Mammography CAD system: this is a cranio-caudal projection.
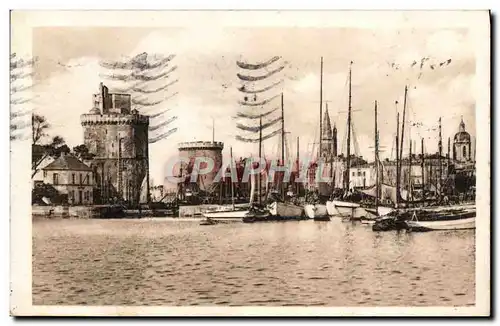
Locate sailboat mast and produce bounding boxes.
[374,100,379,208]
[421,137,425,207]
[438,117,442,199]
[281,92,285,200]
[345,62,352,192]
[258,117,263,206]
[396,112,400,207]
[296,136,300,194]
[319,57,323,159]
[230,146,235,210]
[409,138,413,203]
[399,85,408,186]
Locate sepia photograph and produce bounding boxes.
[9,10,490,316]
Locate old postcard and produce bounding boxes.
[10,10,490,316]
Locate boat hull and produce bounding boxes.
[304,204,328,219]
[202,210,249,221]
[364,206,394,218]
[407,217,475,231]
[268,202,304,218]
[326,200,361,218]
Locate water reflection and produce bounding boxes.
[33,219,475,306]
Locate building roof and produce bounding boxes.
[43,153,92,171]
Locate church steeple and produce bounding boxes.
[459,115,466,132]
[322,103,332,141]
[320,103,333,160]
[332,122,338,157]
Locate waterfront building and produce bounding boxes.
[41,152,94,205]
[80,83,149,206]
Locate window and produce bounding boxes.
[363,171,366,176]
[70,190,74,202]
[357,171,361,176]
[87,173,91,185]
[352,171,355,176]
[53,173,59,185]
[463,146,466,158]
[43,170,47,178]
[79,173,83,184]
[72,173,75,184]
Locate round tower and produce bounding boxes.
[177,141,224,192]
[81,83,149,206]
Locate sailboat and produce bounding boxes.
[360,101,394,221]
[326,62,361,219]
[303,57,329,221]
[267,93,304,219]
[202,147,250,221]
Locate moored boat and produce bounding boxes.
[268,201,304,220]
[364,205,394,218]
[202,207,249,220]
[326,200,360,218]
[405,208,476,231]
[304,204,329,220]
[406,216,475,231]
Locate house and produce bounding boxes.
[32,155,56,187]
[42,153,94,205]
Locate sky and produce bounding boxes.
[29,26,476,185]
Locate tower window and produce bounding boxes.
[463,146,466,158]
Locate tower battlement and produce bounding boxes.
[81,113,149,126]
[178,141,224,151]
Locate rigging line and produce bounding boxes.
[351,120,360,157]
[236,56,282,70]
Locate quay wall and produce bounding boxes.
[32,205,95,218]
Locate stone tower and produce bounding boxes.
[452,117,471,163]
[177,141,224,192]
[320,104,333,161]
[81,83,149,206]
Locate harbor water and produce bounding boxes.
[33,218,475,306]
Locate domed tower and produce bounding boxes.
[81,83,149,206]
[453,117,471,163]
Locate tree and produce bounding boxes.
[32,114,49,145]
[72,144,95,160]
[32,135,69,178]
